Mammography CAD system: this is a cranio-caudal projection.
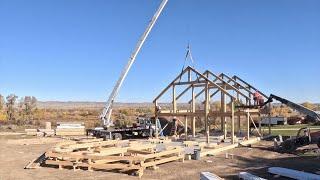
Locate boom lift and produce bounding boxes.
[246,94,320,152]
[88,0,169,139]
[264,94,320,122]
[264,94,320,152]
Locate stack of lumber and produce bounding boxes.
[25,121,55,136]
[55,122,85,136]
[38,129,55,136]
[25,128,55,136]
[25,129,38,136]
[44,139,185,177]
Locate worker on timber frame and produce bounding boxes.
[253,91,264,106]
[172,117,178,136]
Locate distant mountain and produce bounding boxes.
[36,101,154,109]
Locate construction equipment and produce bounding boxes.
[87,117,156,140]
[100,0,169,128]
[238,93,320,152]
[263,94,320,152]
[264,94,320,122]
[274,127,320,152]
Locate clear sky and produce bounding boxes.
[0,0,319,103]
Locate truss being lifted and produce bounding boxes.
[153,66,270,144]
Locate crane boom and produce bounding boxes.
[266,94,320,122]
[100,0,169,127]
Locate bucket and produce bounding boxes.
[192,149,201,160]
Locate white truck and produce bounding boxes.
[261,117,287,126]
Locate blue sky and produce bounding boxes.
[0,0,319,103]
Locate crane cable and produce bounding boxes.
[179,43,199,82]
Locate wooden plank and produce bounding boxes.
[128,144,156,151]
[142,155,183,168]
[239,137,261,146]
[183,141,199,147]
[24,153,46,169]
[200,143,239,157]
[47,151,144,162]
[90,163,141,171]
[93,147,128,156]
[60,140,128,150]
[45,160,89,168]
[137,148,182,160]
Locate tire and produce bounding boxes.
[281,140,297,153]
[112,133,123,140]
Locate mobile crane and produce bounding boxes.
[87,0,168,140]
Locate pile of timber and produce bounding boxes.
[25,129,55,137]
[55,122,85,136]
[44,139,184,177]
[25,122,54,137]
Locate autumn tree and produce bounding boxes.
[6,94,18,121]
[20,96,38,120]
[301,102,316,111]
[0,94,4,111]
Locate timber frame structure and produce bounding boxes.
[153,66,271,144]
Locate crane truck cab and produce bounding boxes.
[87,117,156,140]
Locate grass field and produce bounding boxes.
[261,124,320,136]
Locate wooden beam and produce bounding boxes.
[192,86,196,138]
[206,70,251,100]
[155,101,158,139]
[188,66,236,100]
[221,83,227,139]
[246,110,250,139]
[205,82,210,144]
[220,73,254,96]
[184,116,188,140]
[200,143,239,157]
[177,73,219,101]
[173,85,177,113]
[153,67,190,103]
[233,75,268,99]
[231,101,235,144]
[173,80,207,86]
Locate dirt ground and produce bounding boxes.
[0,134,320,180]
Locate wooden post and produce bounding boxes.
[237,92,241,135]
[231,100,235,144]
[173,85,177,113]
[188,69,191,82]
[221,83,227,139]
[268,103,272,135]
[184,116,188,140]
[259,114,262,135]
[205,82,210,144]
[246,110,250,140]
[248,87,252,106]
[238,115,241,135]
[192,86,196,137]
[154,101,158,139]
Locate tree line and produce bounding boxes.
[0,94,37,124]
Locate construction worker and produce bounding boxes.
[253,91,264,106]
[172,117,178,136]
